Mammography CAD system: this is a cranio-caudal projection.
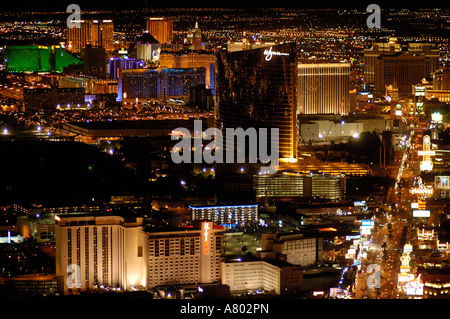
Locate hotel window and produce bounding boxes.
[93,227,97,283]
[165,239,170,256]
[110,227,113,283]
[102,227,109,285]
[190,238,196,255]
[180,239,185,255]
[67,228,72,266]
[155,240,159,257]
[76,228,81,265]
[85,227,89,288]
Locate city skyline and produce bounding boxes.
[0,1,448,11]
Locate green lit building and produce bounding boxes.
[5,45,84,73]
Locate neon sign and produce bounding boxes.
[413,210,431,218]
[423,135,430,146]
[410,187,433,195]
[418,150,435,156]
[263,47,289,61]
[203,222,210,255]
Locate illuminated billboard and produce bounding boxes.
[418,150,435,156]
[431,112,443,123]
[413,210,430,218]
[202,222,210,255]
[403,243,413,253]
[435,176,450,190]
[420,161,433,171]
[410,186,433,196]
[412,201,426,210]
[361,220,374,227]
[405,276,424,296]
[398,273,414,283]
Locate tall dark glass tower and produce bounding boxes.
[215,43,298,162]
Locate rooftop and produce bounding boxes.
[137,32,160,45]
[65,119,196,131]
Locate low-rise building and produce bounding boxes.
[260,233,323,267]
[147,220,225,289]
[221,258,302,295]
[189,204,258,228]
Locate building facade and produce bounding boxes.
[5,45,83,73]
[261,233,324,267]
[364,38,402,84]
[374,52,432,95]
[23,85,85,111]
[254,172,345,201]
[55,214,148,295]
[189,204,258,227]
[297,63,350,115]
[121,68,206,100]
[215,43,298,162]
[426,69,450,103]
[159,51,215,94]
[146,17,173,45]
[147,221,225,289]
[81,46,107,78]
[67,19,114,54]
[363,38,439,86]
[221,260,302,295]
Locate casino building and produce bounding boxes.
[55,215,225,294]
[55,214,148,295]
[189,204,258,228]
[297,63,350,115]
[214,43,298,163]
[147,221,225,289]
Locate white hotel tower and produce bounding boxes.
[56,215,224,295]
[55,214,148,295]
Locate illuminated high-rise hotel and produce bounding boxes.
[146,17,173,45]
[159,51,215,94]
[297,63,350,115]
[215,43,298,162]
[55,214,148,295]
[363,37,402,85]
[147,221,225,288]
[55,215,224,294]
[364,37,439,86]
[67,19,114,54]
[374,52,432,95]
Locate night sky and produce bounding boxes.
[0,0,448,12]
